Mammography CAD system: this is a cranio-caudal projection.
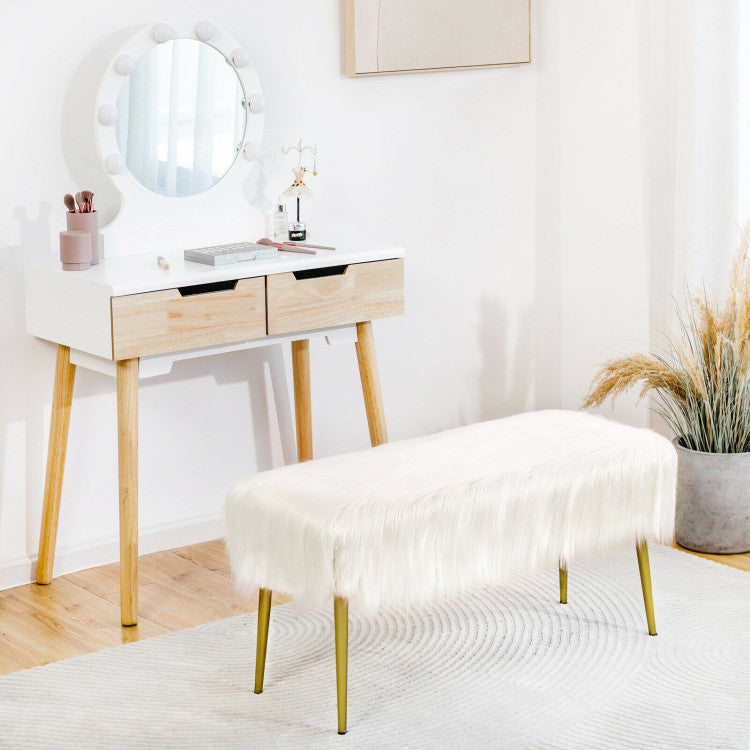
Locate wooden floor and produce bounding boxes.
[674,542,750,571]
[0,540,288,676]
[0,539,746,675]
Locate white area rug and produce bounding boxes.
[0,545,748,749]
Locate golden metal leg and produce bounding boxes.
[254,588,272,693]
[559,564,568,604]
[334,596,348,735]
[636,541,657,636]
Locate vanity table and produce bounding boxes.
[26,239,404,625]
[26,17,405,625]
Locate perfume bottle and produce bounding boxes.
[273,202,288,240]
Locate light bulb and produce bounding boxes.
[152,23,175,44]
[106,154,126,174]
[98,105,118,126]
[231,48,251,68]
[242,142,263,161]
[114,55,134,76]
[195,21,215,42]
[248,94,266,114]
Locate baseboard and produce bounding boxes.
[0,514,224,592]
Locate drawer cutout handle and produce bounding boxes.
[178,280,239,297]
[293,265,349,281]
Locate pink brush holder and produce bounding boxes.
[66,211,100,265]
[59,230,92,271]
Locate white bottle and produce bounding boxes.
[273,201,289,240]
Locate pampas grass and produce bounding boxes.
[584,225,750,453]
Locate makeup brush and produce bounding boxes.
[256,237,285,250]
[81,190,94,213]
[63,194,77,213]
[285,241,335,251]
[256,237,316,255]
[75,192,84,213]
[280,244,316,255]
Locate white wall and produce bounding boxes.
[0,0,652,587]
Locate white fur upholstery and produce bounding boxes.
[225,410,677,610]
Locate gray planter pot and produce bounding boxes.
[674,440,750,554]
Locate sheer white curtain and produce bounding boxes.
[533,1,750,425]
[637,1,749,343]
[634,0,750,433]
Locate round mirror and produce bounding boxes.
[115,39,246,198]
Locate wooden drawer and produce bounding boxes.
[266,259,404,335]
[111,278,266,359]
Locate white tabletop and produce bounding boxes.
[27,234,405,297]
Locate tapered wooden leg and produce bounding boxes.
[117,358,139,626]
[36,345,77,584]
[334,596,348,735]
[254,588,272,693]
[291,339,312,462]
[355,321,388,447]
[636,541,657,636]
[559,563,568,604]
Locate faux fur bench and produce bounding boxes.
[225,410,677,735]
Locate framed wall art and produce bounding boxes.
[344,0,531,76]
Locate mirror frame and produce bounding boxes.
[95,19,265,258]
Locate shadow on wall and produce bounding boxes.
[476,293,535,421]
[163,344,296,473]
[0,204,54,556]
[60,26,138,227]
[1,206,296,563]
[111,341,296,481]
